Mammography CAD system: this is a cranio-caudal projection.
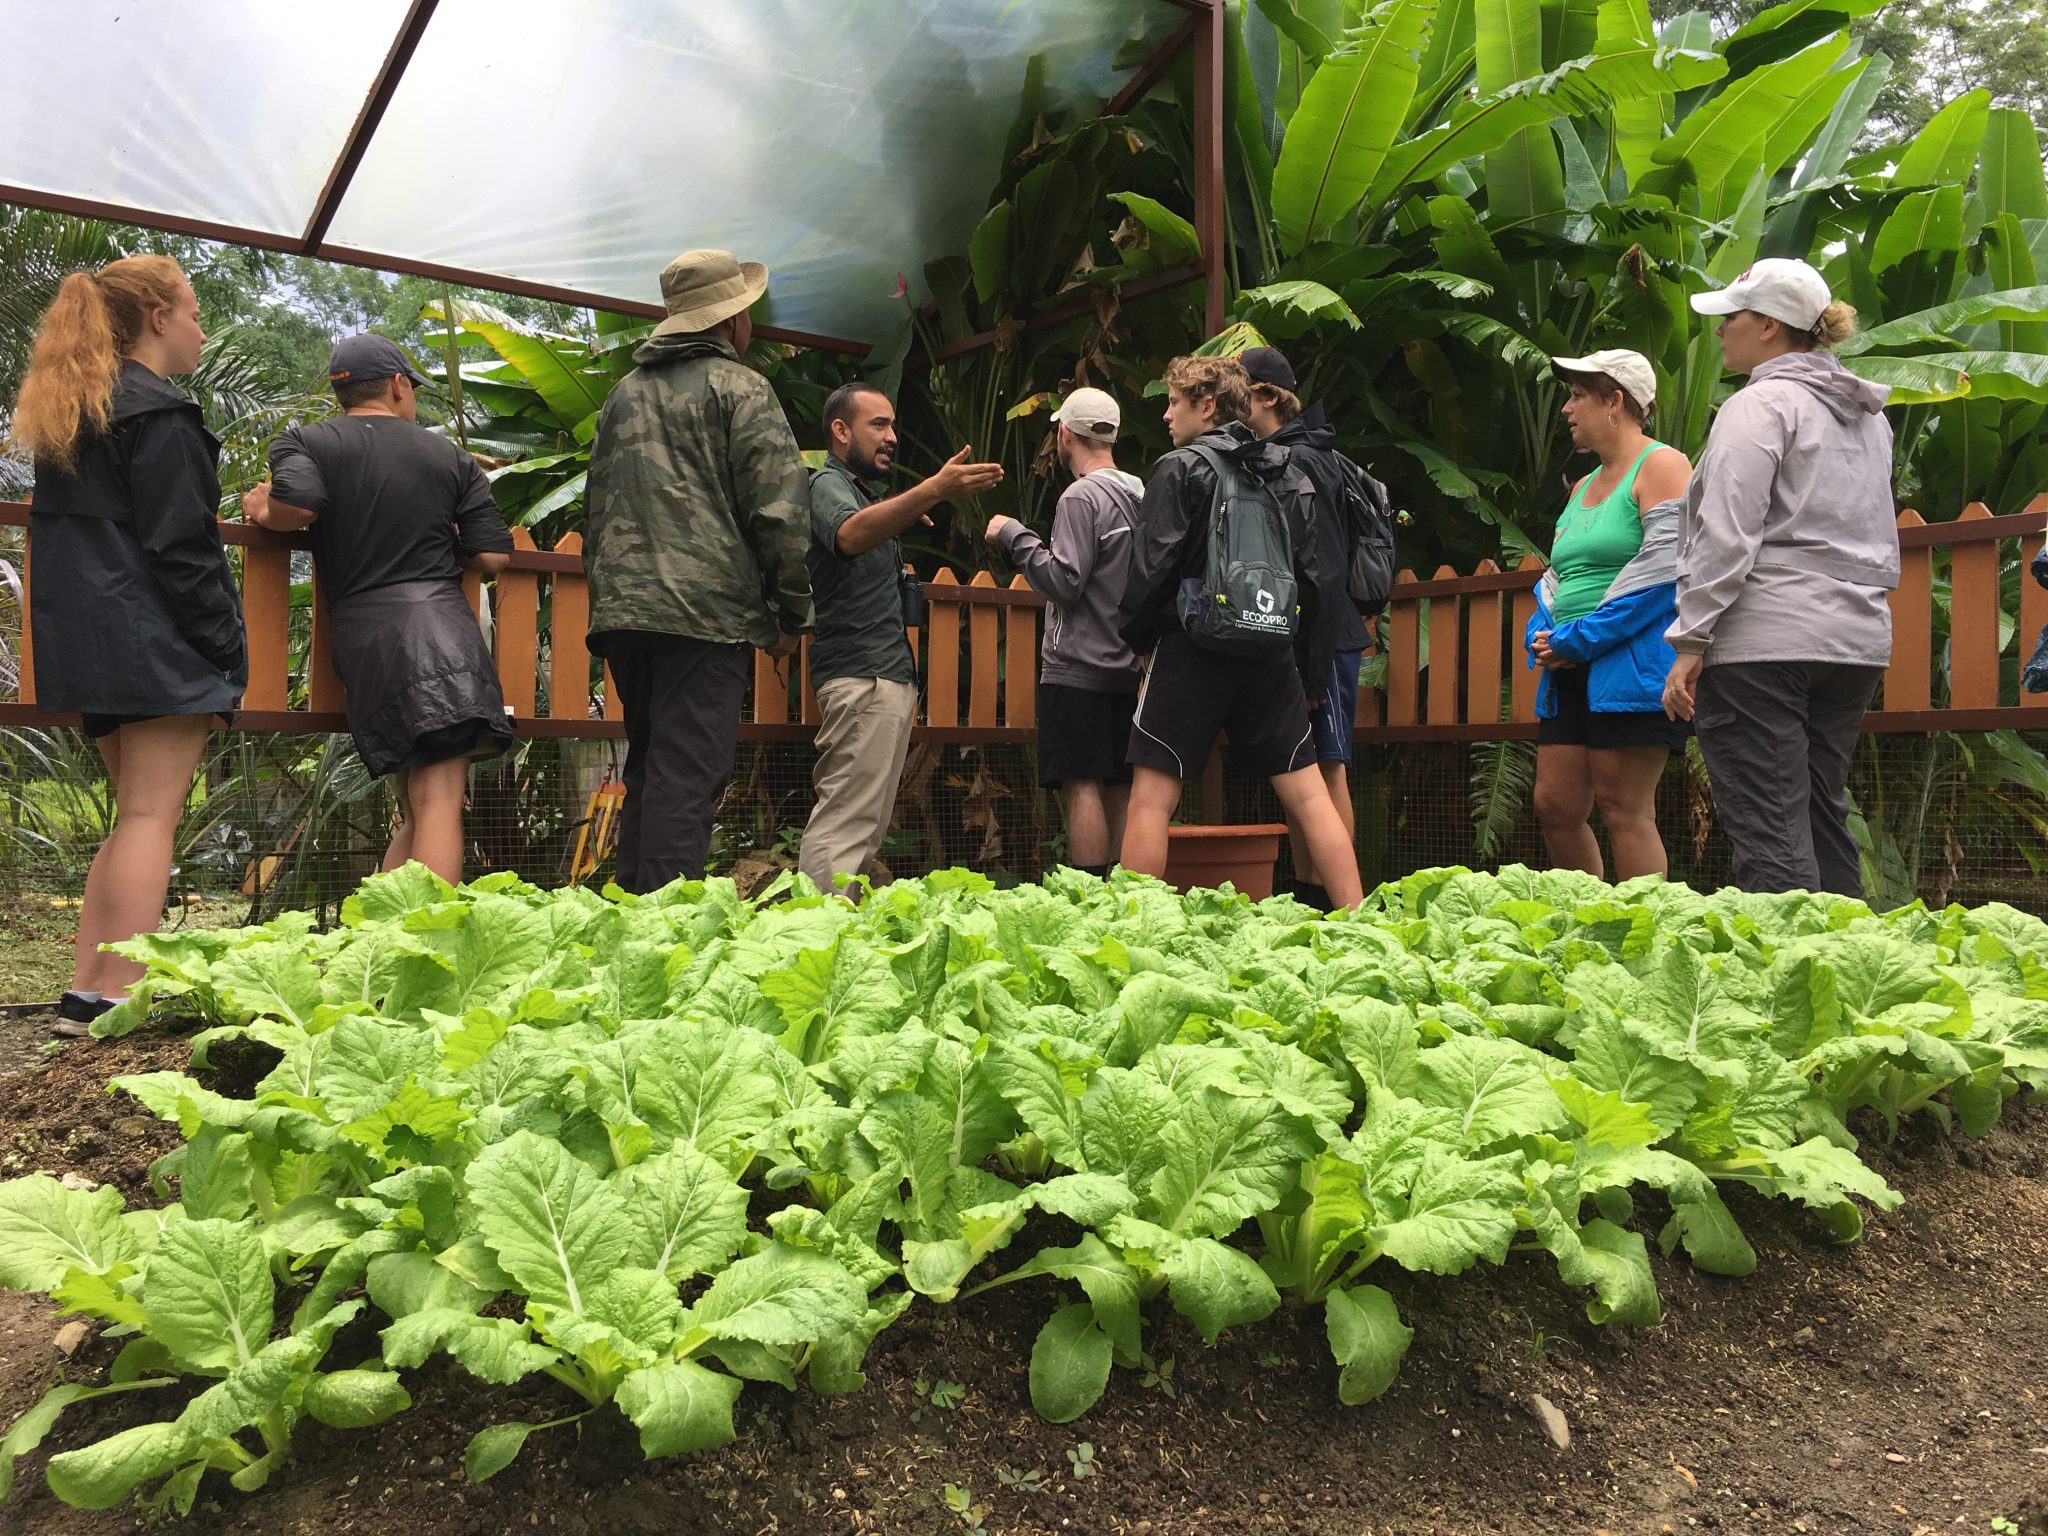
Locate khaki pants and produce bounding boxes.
[800,676,917,893]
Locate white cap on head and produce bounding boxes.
[1550,348,1656,414]
[1689,258,1832,331]
[1053,386,1121,443]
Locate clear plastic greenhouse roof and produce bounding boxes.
[1,0,1172,347]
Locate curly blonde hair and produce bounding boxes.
[1161,354,1251,426]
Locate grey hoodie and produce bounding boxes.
[1668,351,1899,667]
[996,467,1146,690]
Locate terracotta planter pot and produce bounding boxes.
[1162,823,1288,900]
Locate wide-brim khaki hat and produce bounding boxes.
[652,248,769,337]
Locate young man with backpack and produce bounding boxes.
[984,388,1145,877]
[1241,346,1396,910]
[1115,354,1363,908]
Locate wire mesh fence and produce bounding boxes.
[4,719,2044,939]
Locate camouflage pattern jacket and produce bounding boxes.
[584,333,814,649]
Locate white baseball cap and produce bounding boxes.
[1689,257,1832,332]
[1053,387,1121,443]
[1550,348,1656,414]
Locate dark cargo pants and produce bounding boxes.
[603,633,752,893]
[1693,660,1883,898]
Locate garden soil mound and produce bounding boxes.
[2,1014,2043,1536]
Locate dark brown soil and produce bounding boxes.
[2,1024,2044,1536]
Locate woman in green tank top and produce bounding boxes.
[1529,350,1693,881]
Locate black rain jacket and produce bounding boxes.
[29,360,245,716]
[1116,421,1334,694]
[1269,405,1373,654]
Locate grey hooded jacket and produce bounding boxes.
[1668,351,1898,667]
[995,467,1145,691]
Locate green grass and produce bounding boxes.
[0,892,251,1005]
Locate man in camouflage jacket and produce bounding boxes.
[585,249,813,892]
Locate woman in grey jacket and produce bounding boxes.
[1663,259,1899,897]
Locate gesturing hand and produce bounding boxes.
[930,445,1005,502]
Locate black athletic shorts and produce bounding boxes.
[78,711,230,739]
[1037,682,1138,789]
[1536,667,1690,751]
[1128,629,1316,780]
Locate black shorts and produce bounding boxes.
[1128,629,1315,780]
[78,711,230,739]
[1537,667,1690,751]
[1037,683,1138,789]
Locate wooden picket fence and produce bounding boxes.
[3,497,2046,744]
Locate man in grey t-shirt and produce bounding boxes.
[986,388,1144,876]
[799,384,1001,894]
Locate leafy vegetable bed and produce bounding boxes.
[3,864,2043,1517]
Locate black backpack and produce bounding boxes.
[1334,453,1397,616]
[1174,442,1299,657]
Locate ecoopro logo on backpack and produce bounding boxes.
[1239,587,1288,630]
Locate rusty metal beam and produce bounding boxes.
[0,184,872,357]
[300,0,440,254]
[1190,0,1228,340]
[1106,13,1201,118]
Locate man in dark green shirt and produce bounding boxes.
[799,384,1001,892]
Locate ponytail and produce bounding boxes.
[8,255,188,472]
[1812,300,1857,350]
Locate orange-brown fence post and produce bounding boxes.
[1947,503,2000,710]
[752,650,788,724]
[926,568,962,728]
[240,538,291,712]
[1464,559,1503,727]
[968,570,1001,728]
[1005,574,1038,729]
[1426,565,1462,725]
[548,532,593,721]
[1883,510,1932,712]
[495,528,539,718]
[308,580,345,714]
[1386,571,1421,726]
[1508,554,1543,723]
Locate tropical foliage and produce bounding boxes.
[903,0,2048,576]
[1,863,2041,1513]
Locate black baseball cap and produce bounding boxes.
[328,333,430,389]
[1238,346,1296,391]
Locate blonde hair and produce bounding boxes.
[1811,300,1858,350]
[1249,381,1302,426]
[8,255,189,472]
[1162,354,1251,426]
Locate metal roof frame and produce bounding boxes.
[0,0,1225,358]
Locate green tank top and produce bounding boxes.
[1549,443,1661,624]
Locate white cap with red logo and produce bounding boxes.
[1689,258,1833,332]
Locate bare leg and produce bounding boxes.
[1286,760,1354,886]
[1119,766,1183,879]
[383,770,415,871]
[1104,784,1130,866]
[1534,743,1602,877]
[1589,746,1671,880]
[395,755,469,884]
[1270,764,1362,908]
[72,716,210,996]
[1061,780,1111,867]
